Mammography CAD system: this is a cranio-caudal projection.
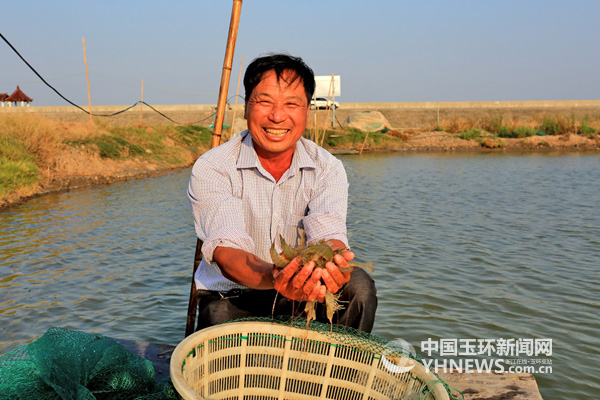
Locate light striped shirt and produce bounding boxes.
[187,131,348,291]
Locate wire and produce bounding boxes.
[1,32,92,114]
[0,72,86,85]
[1,32,217,125]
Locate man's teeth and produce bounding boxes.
[265,128,288,136]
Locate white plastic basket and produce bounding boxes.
[171,321,449,400]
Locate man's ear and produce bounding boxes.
[244,100,248,120]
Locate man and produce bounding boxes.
[188,53,376,332]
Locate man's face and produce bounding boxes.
[244,70,310,158]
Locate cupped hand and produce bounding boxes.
[273,257,326,302]
[320,251,354,294]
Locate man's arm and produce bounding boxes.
[212,246,274,289]
[213,246,326,301]
[302,152,354,294]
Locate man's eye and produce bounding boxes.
[285,103,301,108]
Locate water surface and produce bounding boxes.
[1,152,599,399]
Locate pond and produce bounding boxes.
[1,151,599,399]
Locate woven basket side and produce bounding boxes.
[171,322,450,400]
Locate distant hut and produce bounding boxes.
[6,86,33,107]
[0,93,8,107]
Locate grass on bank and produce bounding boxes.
[306,127,405,151]
[0,114,212,203]
[2,111,599,204]
[438,113,599,139]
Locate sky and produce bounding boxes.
[2,0,599,107]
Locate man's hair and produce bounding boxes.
[244,53,315,104]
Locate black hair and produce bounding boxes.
[244,53,315,104]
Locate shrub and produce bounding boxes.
[538,116,570,135]
[496,126,537,138]
[578,116,597,137]
[459,129,482,140]
[481,115,504,134]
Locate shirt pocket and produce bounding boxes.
[282,211,307,249]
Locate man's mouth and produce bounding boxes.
[264,128,289,137]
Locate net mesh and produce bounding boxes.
[226,316,423,362]
[0,327,182,400]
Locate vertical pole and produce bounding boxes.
[320,74,335,146]
[82,37,92,122]
[315,105,319,145]
[360,131,370,155]
[140,78,144,126]
[331,75,336,129]
[212,0,243,148]
[229,54,244,139]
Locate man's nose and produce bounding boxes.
[268,103,287,122]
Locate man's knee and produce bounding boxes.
[346,268,377,303]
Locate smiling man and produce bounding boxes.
[187,54,377,332]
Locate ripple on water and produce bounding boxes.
[1,155,599,399]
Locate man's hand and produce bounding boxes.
[321,251,354,294]
[273,256,326,302]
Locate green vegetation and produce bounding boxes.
[456,114,598,140]
[0,114,212,205]
[459,129,482,140]
[1,110,598,207]
[174,124,213,148]
[68,134,145,158]
[306,128,401,150]
[578,116,597,137]
[0,114,58,198]
[67,124,213,164]
[0,151,39,198]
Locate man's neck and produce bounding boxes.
[254,142,296,182]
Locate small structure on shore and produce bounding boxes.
[3,86,33,107]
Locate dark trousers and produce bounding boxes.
[196,268,377,333]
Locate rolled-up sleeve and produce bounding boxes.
[187,157,255,263]
[303,157,349,246]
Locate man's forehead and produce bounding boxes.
[257,70,305,92]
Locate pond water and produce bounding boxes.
[1,151,599,399]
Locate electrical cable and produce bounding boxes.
[1,32,92,114]
[1,32,221,125]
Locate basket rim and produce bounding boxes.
[170,321,449,400]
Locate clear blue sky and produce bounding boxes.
[2,0,599,106]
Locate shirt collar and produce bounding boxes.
[237,131,316,174]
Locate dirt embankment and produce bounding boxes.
[2,104,599,209]
[388,131,600,152]
[1,148,195,210]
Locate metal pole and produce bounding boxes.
[212,0,243,148]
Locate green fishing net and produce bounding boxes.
[0,327,181,400]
